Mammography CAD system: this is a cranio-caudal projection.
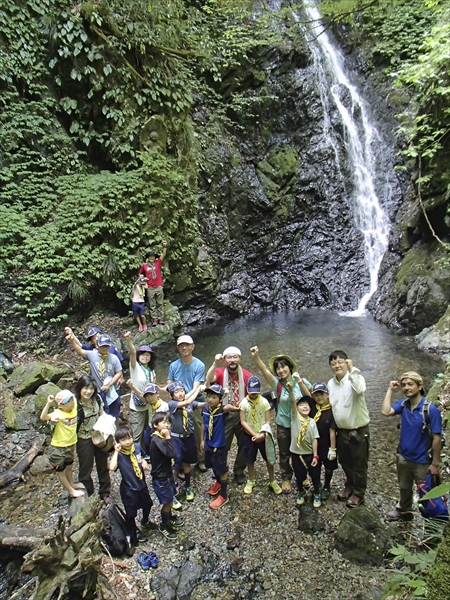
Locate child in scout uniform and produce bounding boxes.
[200,383,231,509]
[131,275,148,332]
[167,381,205,502]
[287,382,321,508]
[40,389,85,498]
[239,376,282,495]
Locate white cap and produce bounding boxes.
[223,346,241,357]
[177,335,194,345]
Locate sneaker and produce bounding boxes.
[159,319,165,325]
[159,525,178,540]
[269,480,282,495]
[296,491,306,506]
[234,473,246,485]
[172,497,182,511]
[169,516,185,528]
[152,319,159,327]
[385,509,414,522]
[303,478,311,490]
[141,520,159,532]
[281,480,292,494]
[320,487,330,501]
[136,529,148,543]
[138,325,144,332]
[313,494,322,509]
[185,487,195,501]
[208,481,222,496]
[137,551,158,569]
[244,480,256,495]
[210,495,229,509]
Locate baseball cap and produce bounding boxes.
[57,390,75,405]
[311,382,329,394]
[177,335,194,345]
[144,383,158,395]
[87,326,102,339]
[246,375,261,393]
[167,381,185,395]
[204,383,225,397]
[97,334,112,347]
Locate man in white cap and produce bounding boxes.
[206,346,253,485]
[167,335,207,470]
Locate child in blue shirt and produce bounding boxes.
[200,384,231,509]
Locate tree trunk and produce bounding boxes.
[0,434,46,488]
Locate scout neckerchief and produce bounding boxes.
[149,398,162,416]
[247,395,260,430]
[222,367,245,407]
[148,262,157,280]
[182,407,188,431]
[314,402,331,422]
[139,284,145,299]
[99,352,108,379]
[153,431,165,439]
[208,405,221,440]
[119,443,142,480]
[296,415,310,447]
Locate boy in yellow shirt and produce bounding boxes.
[40,389,85,498]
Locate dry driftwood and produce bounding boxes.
[0,524,52,550]
[0,434,46,488]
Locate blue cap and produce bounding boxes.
[59,391,75,405]
[204,383,225,398]
[311,382,328,394]
[97,334,112,347]
[144,383,158,395]
[246,376,261,393]
[167,381,185,395]
[87,326,102,339]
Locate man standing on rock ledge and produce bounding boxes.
[167,335,207,471]
[206,347,253,485]
[327,350,369,508]
[381,372,442,522]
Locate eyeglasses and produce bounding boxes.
[330,360,346,366]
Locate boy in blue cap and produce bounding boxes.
[200,383,232,509]
[240,376,282,495]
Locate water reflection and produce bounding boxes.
[158,310,443,425]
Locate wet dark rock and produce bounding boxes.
[297,504,327,533]
[334,506,393,566]
[8,362,69,396]
[29,455,53,476]
[179,537,195,551]
[151,559,203,600]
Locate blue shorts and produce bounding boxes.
[205,443,228,476]
[152,476,176,505]
[172,435,197,471]
[132,301,146,317]
[243,432,267,464]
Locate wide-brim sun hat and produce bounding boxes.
[136,345,156,368]
[268,354,298,376]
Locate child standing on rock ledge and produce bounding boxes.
[40,389,85,498]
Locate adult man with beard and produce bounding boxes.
[206,347,253,485]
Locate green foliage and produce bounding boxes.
[384,544,438,599]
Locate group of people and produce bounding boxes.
[40,326,443,542]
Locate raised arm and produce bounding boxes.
[250,346,275,387]
[206,353,223,384]
[64,327,86,358]
[381,381,399,416]
[292,372,312,397]
[123,331,137,369]
[287,381,297,417]
[161,240,168,261]
[347,359,366,394]
[40,395,55,421]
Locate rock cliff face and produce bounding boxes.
[184,29,404,322]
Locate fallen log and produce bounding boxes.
[0,434,46,488]
[0,524,52,550]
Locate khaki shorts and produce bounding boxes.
[48,444,76,471]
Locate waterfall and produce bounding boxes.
[302,2,391,314]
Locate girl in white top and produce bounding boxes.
[124,331,156,444]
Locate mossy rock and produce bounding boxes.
[427,521,450,600]
[8,362,70,396]
[334,506,393,566]
[34,382,62,421]
[3,387,29,430]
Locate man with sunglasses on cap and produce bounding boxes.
[382,371,442,522]
[167,335,207,471]
[81,326,124,364]
[206,347,254,485]
[65,327,123,418]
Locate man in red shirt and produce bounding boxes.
[206,346,253,485]
[139,241,167,326]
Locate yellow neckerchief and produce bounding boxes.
[149,398,162,415]
[247,395,261,430]
[296,415,310,447]
[99,353,107,379]
[208,405,222,439]
[314,402,331,422]
[119,443,142,480]
[139,284,145,299]
[182,407,188,431]
[153,431,165,439]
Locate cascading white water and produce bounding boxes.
[302,2,391,314]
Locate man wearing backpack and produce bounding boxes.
[381,371,442,521]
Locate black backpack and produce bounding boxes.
[100,502,136,556]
